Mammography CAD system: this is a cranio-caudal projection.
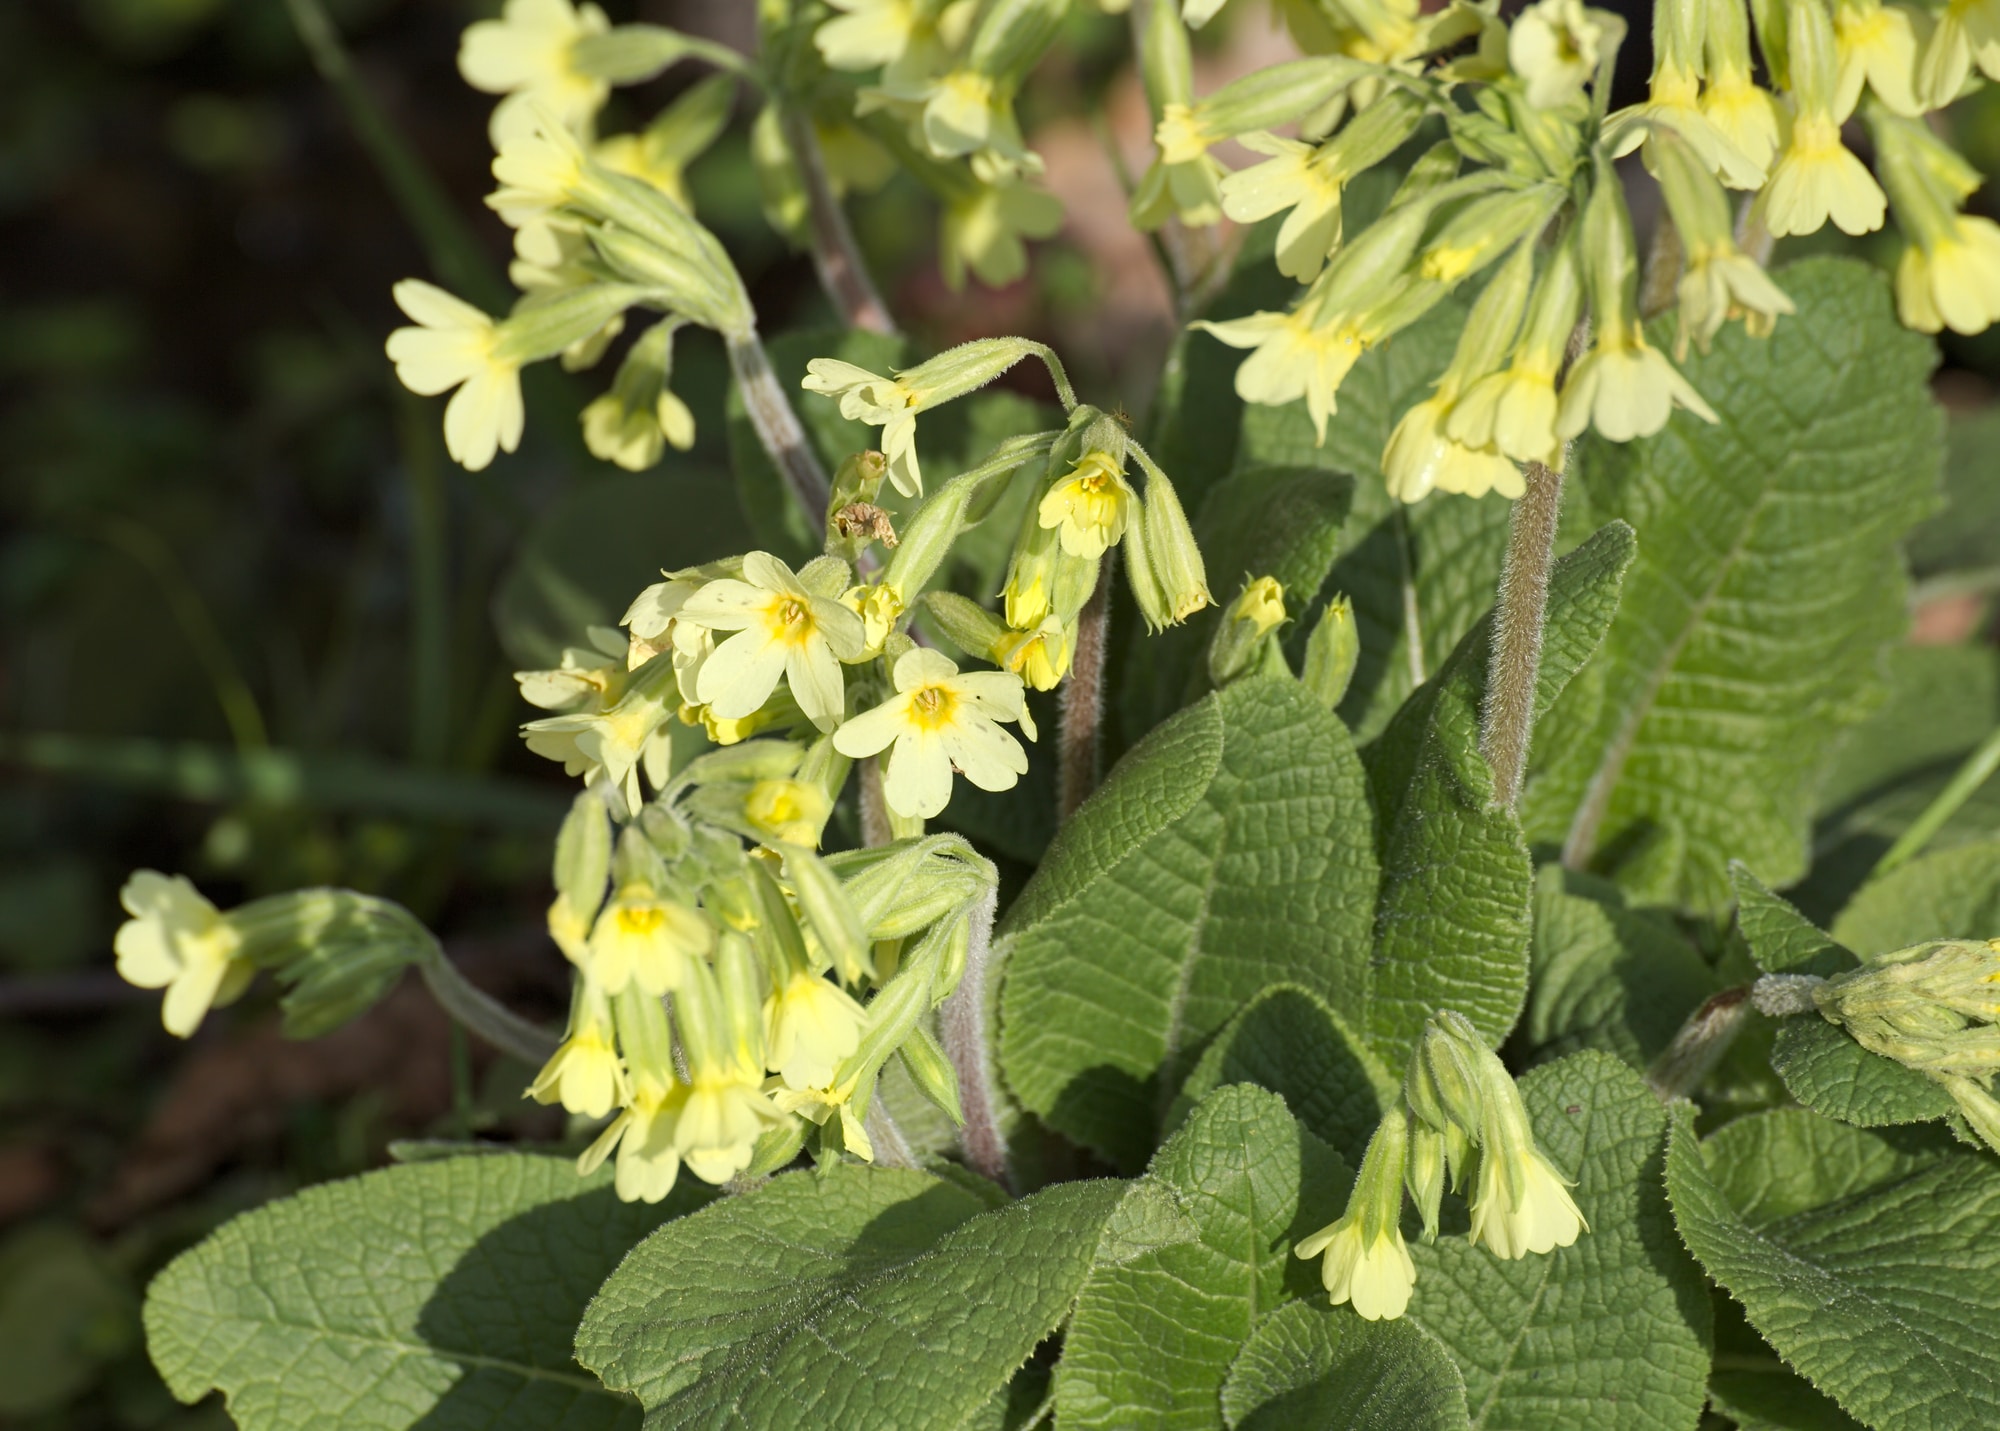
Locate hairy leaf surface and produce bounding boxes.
[145,1154,704,1431]
[998,678,1378,1169]
[1220,1300,1469,1431]
[1055,1085,1348,1430]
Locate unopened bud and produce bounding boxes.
[783,844,874,986]
[1406,1120,1447,1243]
[1301,595,1360,709]
[553,790,612,930]
[1136,467,1212,626]
[1196,56,1367,134]
[925,591,1011,660]
[1208,576,1288,685]
[897,1022,965,1124]
[1408,1011,1488,1136]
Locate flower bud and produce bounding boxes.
[553,789,613,933]
[1406,1120,1447,1243]
[924,591,1012,661]
[883,475,979,604]
[1408,1011,1487,1136]
[1208,576,1288,686]
[1418,187,1563,288]
[1195,57,1368,135]
[1134,464,1212,627]
[782,843,874,986]
[1301,595,1360,709]
[897,1022,965,1124]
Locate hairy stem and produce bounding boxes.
[414,937,559,1066]
[726,330,832,527]
[782,106,897,337]
[1479,457,1565,811]
[859,756,895,847]
[1645,985,1751,1101]
[938,885,1009,1188]
[864,1100,919,1170]
[1058,559,1115,822]
[1638,208,1684,321]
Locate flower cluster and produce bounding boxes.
[1137,0,2000,507]
[525,785,992,1202]
[1806,937,2000,1152]
[1296,1010,1587,1320]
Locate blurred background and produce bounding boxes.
[1,0,1996,1424]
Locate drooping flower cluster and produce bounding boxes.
[526,783,993,1202]
[1297,1010,1587,1320]
[1802,937,2000,1152]
[1135,0,1999,507]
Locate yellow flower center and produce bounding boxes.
[616,903,667,937]
[766,596,817,647]
[909,684,958,730]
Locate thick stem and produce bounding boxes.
[415,938,559,1066]
[938,885,1009,1188]
[1645,985,1751,1101]
[726,330,831,527]
[859,756,895,847]
[781,106,897,337]
[1058,559,1115,822]
[1479,458,1565,812]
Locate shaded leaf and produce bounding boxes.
[1221,1300,1469,1431]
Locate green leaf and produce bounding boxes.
[998,678,1379,1170]
[1408,1051,1711,1431]
[1235,297,1514,742]
[1832,837,2000,954]
[1667,1102,2000,1431]
[1730,864,1855,978]
[144,1153,707,1431]
[576,1165,1126,1429]
[1055,1085,1350,1430]
[1165,984,1395,1164]
[1768,1018,1957,1126]
[495,467,748,669]
[1221,1300,1469,1431]
[1119,464,1355,740]
[1525,258,1944,914]
[1525,866,1720,1069]
[1360,523,1636,1062]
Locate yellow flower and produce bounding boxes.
[1835,0,1922,115]
[527,977,626,1118]
[114,872,254,1038]
[802,360,924,496]
[1383,396,1524,503]
[487,111,589,228]
[1509,0,1607,110]
[1219,135,1346,283]
[1450,361,1562,467]
[1698,69,1782,176]
[817,0,927,70]
[841,582,905,658]
[588,885,713,996]
[457,0,610,145]
[1038,450,1135,559]
[577,1072,685,1204]
[1132,104,1225,229]
[743,778,833,848]
[521,658,677,811]
[1558,322,1717,443]
[833,647,1032,820]
[1468,1137,1588,1259]
[1678,240,1796,352]
[1195,308,1367,445]
[1762,115,1886,238]
[1896,216,2000,334]
[677,553,869,733]
[1295,1110,1416,1321]
[940,181,1064,292]
[384,280,524,472]
[1611,62,1767,189]
[992,617,1073,691]
[764,971,867,1091]
[1295,1214,1419,1321]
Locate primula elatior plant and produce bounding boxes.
[123,0,2000,1427]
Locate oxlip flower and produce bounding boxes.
[1037,449,1135,559]
[677,553,869,732]
[764,971,867,1091]
[833,648,1032,820]
[384,281,524,471]
[457,0,611,144]
[114,872,254,1038]
[1295,1110,1417,1321]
